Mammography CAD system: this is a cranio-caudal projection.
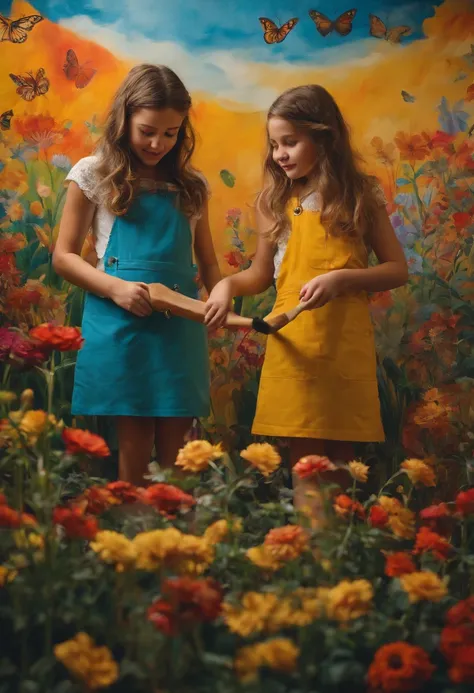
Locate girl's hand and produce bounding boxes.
[205,280,233,329]
[299,271,344,309]
[110,280,152,317]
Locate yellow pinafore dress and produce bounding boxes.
[252,198,384,442]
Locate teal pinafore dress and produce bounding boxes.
[72,187,210,418]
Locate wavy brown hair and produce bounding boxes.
[95,64,206,216]
[258,84,379,241]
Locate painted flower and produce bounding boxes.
[51,154,72,171]
[0,233,27,253]
[29,200,44,217]
[241,442,281,477]
[367,642,435,692]
[394,131,431,163]
[15,114,66,150]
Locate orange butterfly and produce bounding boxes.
[259,17,298,44]
[63,49,97,89]
[369,14,411,44]
[9,68,49,102]
[309,9,357,37]
[0,13,43,43]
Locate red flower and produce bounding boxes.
[420,503,451,534]
[148,577,223,634]
[0,505,22,528]
[448,645,474,684]
[293,455,337,479]
[333,494,365,520]
[367,641,435,692]
[440,625,474,663]
[142,483,195,517]
[53,506,98,540]
[62,428,110,458]
[30,323,84,352]
[106,481,142,504]
[453,211,472,229]
[369,505,389,529]
[455,488,474,516]
[413,527,452,561]
[0,328,48,368]
[75,486,118,515]
[446,596,474,626]
[385,552,417,578]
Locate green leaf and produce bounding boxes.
[220,169,236,188]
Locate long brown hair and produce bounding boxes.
[95,63,206,216]
[258,84,378,241]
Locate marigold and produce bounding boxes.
[133,527,213,575]
[333,494,365,520]
[75,486,119,515]
[455,488,474,516]
[326,579,373,622]
[448,645,474,684]
[446,596,474,626]
[0,505,22,528]
[142,483,195,517]
[401,458,436,487]
[440,625,474,663]
[368,505,389,529]
[30,323,84,352]
[293,454,336,478]
[148,576,223,633]
[367,641,435,692]
[203,517,242,545]
[19,409,50,437]
[348,460,369,482]
[385,552,417,578]
[420,502,451,533]
[240,442,281,477]
[54,632,118,690]
[400,571,448,604]
[53,506,98,541]
[223,592,279,637]
[234,638,299,683]
[62,428,110,458]
[264,524,308,561]
[0,565,17,586]
[90,530,136,572]
[246,545,282,571]
[175,439,222,472]
[414,527,452,561]
[106,480,142,504]
[378,496,416,539]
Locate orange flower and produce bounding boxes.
[0,505,22,528]
[368,505,389,529]
[142,483,195,518]
[264,525,308,561]
[333,494,365,519]
[413,527,452,561]
[420,503,451,533]
[385,552,416,578]
[30,201,44,217]
[455,488,474,516]
[53,506,98,540]
[63,428,110,458]
[7,200,24,222]
[400,571,447,603]
[367,642,435,692]
[293,455,336,479]
[394,131,431,163]
[106,481,142,504]
[448,645,474,684]
[75,486,119,515]
[0,233,27,254]
[440,625,474,663]
[400,459,436,487]
[446,596,474,626]
[14,114,66,150]
[30,324,84,352]
[148,576,223,634]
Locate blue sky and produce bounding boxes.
[2,0,444,63]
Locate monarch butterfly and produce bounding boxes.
[308,9,357,37]
[0,13,43,43]
[63,49,96,89]
[9,68,49,101]
[369,14,411,44]
[258,17,298,44]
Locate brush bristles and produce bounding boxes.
[265,313,291,332]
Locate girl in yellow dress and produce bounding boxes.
[206,85,408,514]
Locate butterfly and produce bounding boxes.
[0,110,13,130]
[369,15,411,43]
[0,13,43,43]
[401,90,416,103]
[9,68,50,102]
[258,17,298,44]
[308,9,357,37]
[63,49,96,89]
[463,45,474,68]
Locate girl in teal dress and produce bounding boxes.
[54,64,227,484]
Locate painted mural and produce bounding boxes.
[0,0,473,482]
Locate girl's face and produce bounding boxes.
[129,108,184,170]
[268,117,318,181]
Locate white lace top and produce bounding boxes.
[273,185,387,279]
[66,156,207,270]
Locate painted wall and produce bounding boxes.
[1,0,473,474]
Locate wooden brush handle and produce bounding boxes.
[148,283,252,329]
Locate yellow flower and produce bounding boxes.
[90,531,136,572]
[30,200,44,217]
[401,459,436,487]
[7,200,24,221]
[348,461,369,483]
[0,565,17,586]
[241,442,281,477]
[133,527,213,575]
[175,439,223,473]
[54,632,118,690]
[379,496,402,514]
[264,524,308,562]
[20,389,34,408]
[278,588,330,628]
[400,571,448,603]
[223,592,279,637]
[235,638,299,683]
[19,410,49,436]
[0,391,17,404]
[13,529,44,551]
[246,545,282,571]
[204,517,242,545]
[388,507,416,539]
[326,579,374,622]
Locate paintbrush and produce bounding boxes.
[148,282,307,335]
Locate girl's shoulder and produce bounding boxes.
[65,155,102,203]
